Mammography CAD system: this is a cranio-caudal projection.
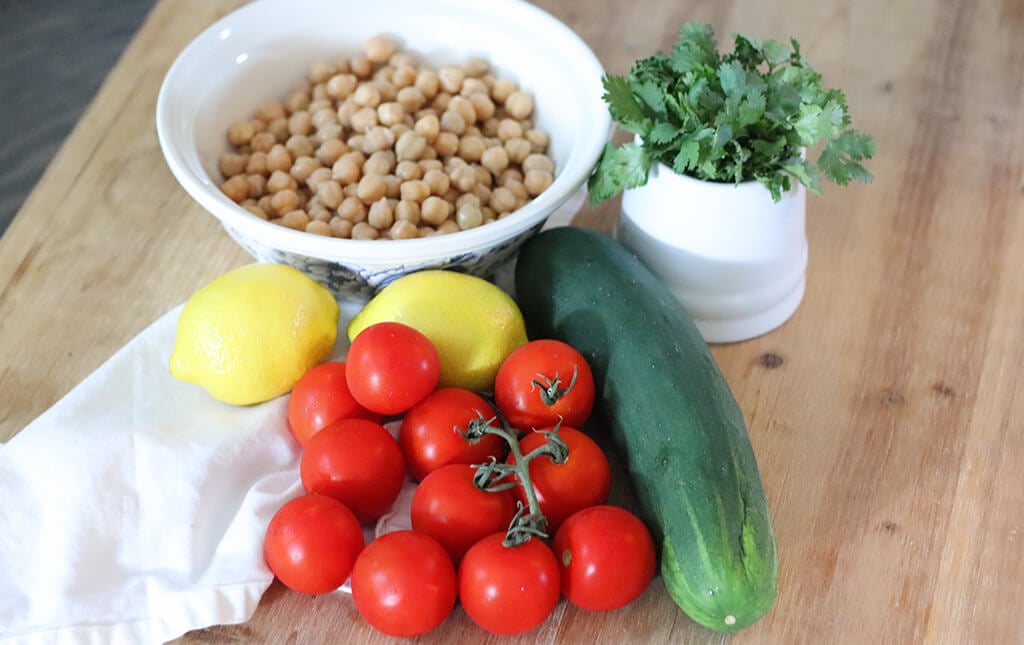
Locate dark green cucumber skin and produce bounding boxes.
[515,227,778,632]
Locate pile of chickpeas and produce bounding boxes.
[217,36,556,240]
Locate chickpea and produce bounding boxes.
[219,153,247,178]
[496,118,523,141]
[395,160,422,181]
[268,117,290,142]
[329,216,354,238]
[317,180,345,209]
[458,135,486,162]
[267,170,298,193]
[522,153,555,174]
[473,164,493,188]
[309,97,333,112]
[525,128,549,152]
[400,179,431,202]
[285,134,315,159]
[448,96,477,124]
[316,138,347,166]
[351,221,380,240]
[221,175,249,203]
[431,91,452,113]
[287,111,314,136]
[482,117,500,138]
[228,121,256,146]
[271,189,302,216]
[349,106,379,133]
[336,100,360,128]
[254,99,286,122]
[290,156,319,184]
[257,195,274,214]
[332,156,362,185]
[419,159,444,173]
[364,150,396,176]
[420,195,451,226]
[504,91,534,120]
[353,83,382,108]
[309,61,337,83]
[347,133,366,151]
[414,114,440,141]
[480,146,510,174]
[349,55,373,79]
[246,173,267,199]
[396,86,426,113]
[433,131,459,157]
[338,196,367,222]
[390,219,420,239]
[395,131,427,162]
[456,202,484,230]
[286,91,309,113]
[391,65,418,89]
[376,80,398,102]
[357,174,388,203]
[306,167,333,192]
[246,151,269,175]
[267,145,293,173]
[415,69,440,98]
[436,219,461,235]
[362,126,396,153]
[489,186,517,214]
[489,79,517,104]
[449,164,477,192]
[308,202,332,222]
[524,169,554,196]
[439,110,466,135]
[378,102,405,126]
[460,77,489,97]
[367,197,395,229]
[468,92,495,121]
[314,122,343,146]
[463,57,490,78]
[326,73,358,100]
[504,177,528,201]
[243,203,269,220]
[504,137,531,164]
[499,167,524,185]
[365,35,398,64]
[438,66,465,94]
[303,219,331,236]
[250,131,277,153]
[395,199,421,223]
[423,169,450,196]
[471,183,492,205]
[384,176,402,199]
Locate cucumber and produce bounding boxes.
[514,227,778,632]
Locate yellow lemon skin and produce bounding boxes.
[170,263,338,406]
[348,270,526,392]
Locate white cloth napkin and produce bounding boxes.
[0,299,387,645]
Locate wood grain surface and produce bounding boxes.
[2,0,1023,643]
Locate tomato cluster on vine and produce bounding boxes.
[263,322,656,637]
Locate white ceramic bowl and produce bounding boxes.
[156,0,610,300]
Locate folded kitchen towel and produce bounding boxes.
[0,301,365,644]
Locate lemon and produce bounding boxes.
[348,270,527,392]
[170,263,339,406]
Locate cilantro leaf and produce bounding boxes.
[601,74,646,126]
[588,22,876,204]
[587,142,651,205]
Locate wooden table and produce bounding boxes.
[2,0,1022,642]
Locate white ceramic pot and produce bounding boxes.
[617,162,807,343]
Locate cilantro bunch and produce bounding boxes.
[588,22,876,204]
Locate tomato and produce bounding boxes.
[346,322,441,415]
[263,494,364,595]
[553,505,656,611]
[494,339,595,431]
[399,387,507,481]
[411,463,517,564]
[510,426,611,532]
[351,530,457,637]
[458,534,560,635]
[300,418,406,522]
[287,361,381,446]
